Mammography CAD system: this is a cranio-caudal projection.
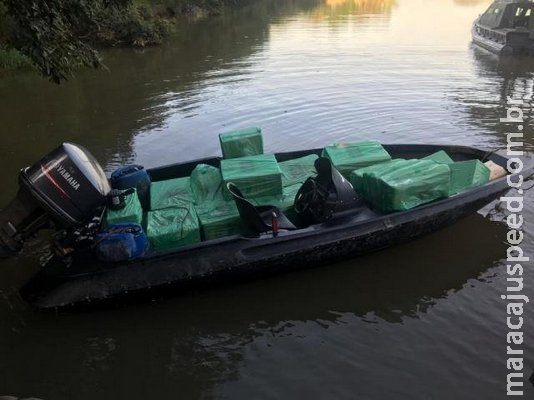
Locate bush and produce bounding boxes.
[0,0,238,81]
[93,4,173,47]
[0,47,33,70]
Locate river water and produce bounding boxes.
[0,0,533,398]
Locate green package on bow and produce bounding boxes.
[219,127,263,159]
[221,153,283,199]
[190,164,224,203]
[106,189,143,225]
[146,206,200,250]
[150,177,194,211]
[449,160,490,195]
[196,201,244,240]
[361,159,451,213]
[322,141,391,177]
[423,150,454,164]
[279,154,318,187]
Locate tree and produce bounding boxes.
[1,0,133,83]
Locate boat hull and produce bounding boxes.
[472,33,508,55]
[19,144,519,309]
[472,22,534,56]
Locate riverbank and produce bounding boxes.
[0,0,252,72]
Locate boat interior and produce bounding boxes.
[0,133,510,263]
[112,140,508,259]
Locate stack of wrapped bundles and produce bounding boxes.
[350,159,407,195]
[147,177,199,250]
[150,177,195,210]
[221,154,283,199]
[219,127,263,159]
[322,141,391,177]
[448,160,490,195]
[422,150,490,195]
[146,206,200,250]
[190,164,245,240]
[106,189,143,225]
[250,154,319,219]
[190,164,223,203]
[423,150,454,164]
[197,201,243,240]
[278,154,318,187]
[350,159,451,213]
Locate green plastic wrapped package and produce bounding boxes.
[150,177,194,210]
[349,159,407,194]
[322,141,392,177]
[146,206,200,250]
[190,164,223,203]
[221,154,283,199]
[449,160,490,195]
[219,127,263,159]
[196,201,244,240]
[423,150,454,164]
[279,154,318,187]
[106,189,143,225]
[361,159,450,213]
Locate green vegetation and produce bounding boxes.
[0,47,33,70]
[92,2,173,47]
[0,0,242,82]
[0,0,138,82]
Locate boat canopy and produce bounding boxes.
[478,0,534,30]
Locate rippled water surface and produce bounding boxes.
[1,0,533,398]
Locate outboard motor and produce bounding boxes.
[294,157,362,223]
[0,143,111,257]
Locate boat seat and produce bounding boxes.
[226,182,297,235]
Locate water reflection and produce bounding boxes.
[0,213,509,399]
[309,0,396,20]
[454,0,490,5]
[465,46,534,151]
[1,0,532,398]
[0,0,321,204]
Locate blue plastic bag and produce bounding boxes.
[96,223,149,262]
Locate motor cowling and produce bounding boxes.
[0,143,111,257]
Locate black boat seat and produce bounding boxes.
[226,182,297,235]
[294,157,362,223]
